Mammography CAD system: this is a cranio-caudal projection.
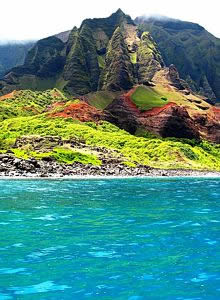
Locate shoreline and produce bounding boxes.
[0,154,219,179]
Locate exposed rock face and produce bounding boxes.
[140,104,200,139]
[193,107,220,143]
[167,64,185,90]
[49,101,105,122]
[104,84,220,142]
[105,94,140,133]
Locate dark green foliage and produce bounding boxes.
[99,26,134,91]
[136,17,220,100]
[63,24,100,94]
[24,36,65,77]
[137,32,164,82]
[81,9,135,39]
[0,9,138,96]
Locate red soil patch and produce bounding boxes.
[123,88,144,115]
[211,106,220,120]
[0,91,15,101]
[49,101,104,122]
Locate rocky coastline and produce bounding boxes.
[0,154,219,178]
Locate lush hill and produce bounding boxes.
[0,89,219,171]
[0,41,35,78]
[135,16,220,102]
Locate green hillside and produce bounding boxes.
[0,89,219,171]
[131,86,169,110]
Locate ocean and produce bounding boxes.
[0,177,219,299]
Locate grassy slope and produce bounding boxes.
[0,89,67,121]
[130,77,210,114]
[131,86,169,110]
[0,114,219,170]
[87,91,119,109]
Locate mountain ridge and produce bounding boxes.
[135,15,220,101]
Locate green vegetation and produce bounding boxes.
[0,89,67,121]
[130,52,137,64]
[97,55,105,69]
[137,18,220,99]
[10,147,101,166]
[131,86,169,110]
[87,91,118,109]
[0,113,219,171]
[52,148,101,165]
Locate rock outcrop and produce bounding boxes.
[137,32,164,83]
[105,93,200,140]
[140,104,200,139]
[105,87,219,142]
[49,101,105,122]
[135,16,220,102]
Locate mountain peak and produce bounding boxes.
[115,8,125,15]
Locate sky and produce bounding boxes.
[0,0,219,42]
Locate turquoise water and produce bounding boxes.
[0,178,219,300]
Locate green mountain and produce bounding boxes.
[135,16,220,102]
[0,9,164,96]
[0,10,219,172]
[0,41,34,78]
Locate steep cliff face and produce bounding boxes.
[0,9,164,96]
[137,32,164,83]
[104,88,220,143]
[135,16,220,102]
[99,26,135,91]
[61,26,96,95]
[23,36,65,77]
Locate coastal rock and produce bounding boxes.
[193,107,220,143]
[0,153,219,178]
